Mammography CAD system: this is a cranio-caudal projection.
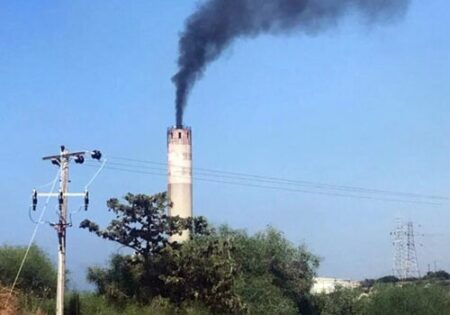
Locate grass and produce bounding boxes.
[0,287,212,315]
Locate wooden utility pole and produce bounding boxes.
[33,145,101,315]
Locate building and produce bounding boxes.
[311,277,361,294]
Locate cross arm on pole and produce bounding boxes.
[42,151,88,160]
[32,189,89,211]
[36,192,87,197]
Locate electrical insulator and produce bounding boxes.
[91,150,102,160]
[84,191,89,211]
[32,189,38,211]
[51,158,60,166]
[58,191,64,209]
[74,155,85,164]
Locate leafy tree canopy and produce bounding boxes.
[424,270,450,281]
[376,276,399,284]
[81,192,243,314]
[215,225,319,314]
[80,192,190,258]
[81,192,319,314]
[0,244,56,297]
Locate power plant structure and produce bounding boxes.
[167,126,193,242]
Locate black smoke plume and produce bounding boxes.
[172,0,410,126]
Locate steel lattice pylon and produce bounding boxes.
[391,219,420,279]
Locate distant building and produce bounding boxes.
[311,277,361,294]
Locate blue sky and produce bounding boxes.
[1,0,450,289]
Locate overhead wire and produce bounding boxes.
[84,158,107,190]
[103,156,450,202]
[36,179,58,189]
[83,162,442,205]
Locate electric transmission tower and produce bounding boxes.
[391,219,421,279]
[32,145,102,315]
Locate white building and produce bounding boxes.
[311,277,361,294]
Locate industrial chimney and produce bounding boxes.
[167,126,193,242]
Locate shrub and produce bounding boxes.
[0,244,56,297]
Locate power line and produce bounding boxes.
[104,156,449,201]
[83,163,441,205]
[84,158,107,190]
[85,156,449,204]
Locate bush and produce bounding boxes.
[0,244,56,297]
[312,287,366,315]
[363,284,450,315]
[235,276,298,315]
[218,226,319,314]
[77,293,211,315]
[423,270,450,281]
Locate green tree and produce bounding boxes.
[80,192,189,258]
[86,254,142,301]
[235,276,298,315]
[82,192,245,314]
[80,192,190,303]
[376,275,399,284]
[314,286,366,315]
[161,236,245,314]
[423,270,450,281]
[0,244,56,297]
[218,226,319,314]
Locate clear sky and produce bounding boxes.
[1,1,450,289]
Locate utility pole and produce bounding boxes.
[33,145,101,315]
[56,147,68,315]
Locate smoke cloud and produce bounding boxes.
[172,0,410,126]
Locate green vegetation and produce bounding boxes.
[220,226,319,314]
[311,283,450,315]
[3,192,450,314]
[0,244,56,297]
[80,192,318,314]
[312,286,364,315]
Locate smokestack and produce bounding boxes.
[167,125,193,242]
